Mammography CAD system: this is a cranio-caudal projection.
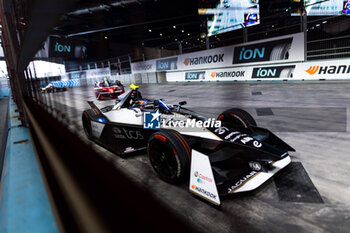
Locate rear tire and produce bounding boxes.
[148,130,191,184]
[217,108,257,131]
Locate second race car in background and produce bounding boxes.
[94,78,124,100]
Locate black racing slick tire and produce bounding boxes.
[217,108,257,130]
[148,130,191,184]
[82,111,93,139]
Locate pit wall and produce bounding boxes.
[0,94,59,233]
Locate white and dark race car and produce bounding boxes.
[41,83,68,93]
[82,84,295,205]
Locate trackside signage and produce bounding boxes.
[252,65,295,79]
[185,71,206,80]
[131,33,304,74]
[233,38,293,64]
[294,59,350,79]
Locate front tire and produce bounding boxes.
[217,108,257,130]
[148,130,191,184]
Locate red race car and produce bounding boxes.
[94,79,125,100]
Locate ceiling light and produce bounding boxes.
[173,25,176,28]
[175,38,177,41]
[316,24,320,27]
[160,33,163,36]
[181,30,185,33]
[322,21,327,24]
[148,29,152,32]
[104,36,108,39]
[187,33,190,36]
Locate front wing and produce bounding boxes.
[189,149,291,206]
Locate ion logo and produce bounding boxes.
[239,47,265,61]
[143,110,161,129]
[156,58,178,71]
[305,66,319,75]
[185,71,205,80]
[233,38,293,64]
[252,65,295,79]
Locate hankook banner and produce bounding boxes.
[294,59,350,79]
[131,33,304,74]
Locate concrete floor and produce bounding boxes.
[39,81,350,233]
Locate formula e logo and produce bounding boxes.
[305,66,319,75]
[143,110,161,129]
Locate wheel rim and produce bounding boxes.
[149,140,179,180]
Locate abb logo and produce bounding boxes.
[305,66,319,75]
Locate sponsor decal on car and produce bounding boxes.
[194,171,213,183]
[228,171,258,193]
[191,185,217,199]
[113,127,144,140]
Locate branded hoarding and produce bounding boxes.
[86,67,111,78]
[251,65,295,79]
[49,36,87,59]
[131,33,304,74]
[233,38,293,64]
[166,58,350,82]
[294,59,350,79]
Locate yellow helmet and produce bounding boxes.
[130,84,139,90]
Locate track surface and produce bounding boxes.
[40,81,350,233]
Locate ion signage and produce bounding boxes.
[252,65,295,79]
[156,57,178,71]
[185,71,206,80]
[233,38,293,64]
[49,36,87,59]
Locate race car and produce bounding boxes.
[82,84,295,205]
[41,83,67,93]
[94,78,124,100]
